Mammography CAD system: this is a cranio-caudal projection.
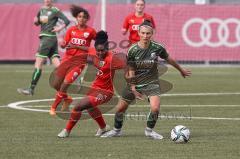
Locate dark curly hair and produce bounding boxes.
[70,5,90,20]
[94,30,109,50]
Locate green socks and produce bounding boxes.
[30,68,42,90]
[147,111,159,129]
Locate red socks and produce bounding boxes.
[66,109,82,132]
[87,107,106,129]
[51,91,68,110]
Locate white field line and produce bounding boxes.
[2,104,240,108]
[6,95,240,121]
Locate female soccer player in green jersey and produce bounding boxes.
[17,0,70,95]
[101,20,191,140]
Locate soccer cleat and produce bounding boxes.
[95,125,110,136]
[100,128,122,138]
[61,96,73,112]
[49,107,56,116]
[17,88,34,96]
[57,129,70,138]
[145,127,163,140]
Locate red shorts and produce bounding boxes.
[56,55,86,84]
[87,87,113,107]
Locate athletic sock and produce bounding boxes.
[87,107,106,129]
[114,112,125,129]
[147,111,159,129]
[51,91,67,110]
[66,110,82,132]
[30,68,42,90]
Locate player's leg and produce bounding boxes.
[100,99,129,137]
[17,57,45,95]
[58,108,82,138]
[101,86,136,137]
[17,36,54,95]
[51,56,60,68]
[87,90,114,136]
[50,39,61,68]
[58,96,106,138]
[50,66,83,115]
[144,95,163,140]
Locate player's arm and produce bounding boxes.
[126,50,144,99]
[52,10,70,33]
[127,66,144,100]
[66,44,89,51]
[158,47,191,78]
[34,11,41,26]
[166,57,191,78]
[122,16,129,35]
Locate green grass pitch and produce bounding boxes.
[0,64,240,159]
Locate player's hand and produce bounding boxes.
[34,17,38,23]
[180,69,191,78]
[34,17,40,25]
[52,25,65,33]
[66,43,78,49]
[60,41,67,48]
[131,86,144,100]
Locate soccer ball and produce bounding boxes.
[171,125,190,143]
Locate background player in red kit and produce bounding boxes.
[57,31,126,138]
[122,0,156,44]
[50,5,96,115]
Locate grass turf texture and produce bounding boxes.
[0,65,240,159]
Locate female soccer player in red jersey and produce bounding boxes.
[57,31,126,138]
[122,0,156,44]
[49,5,96,115]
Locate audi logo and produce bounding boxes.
[182,18,240,47]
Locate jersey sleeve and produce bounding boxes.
[64,27,72,44]
[157,47,169,60]
[56,10,70,26]
[122,16,130,30]
[91,29,97,40]
[111,52,127,70]
[150,16,156,29]
[127,47,136,69]
[35,10,41,25]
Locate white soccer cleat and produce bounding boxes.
[17,88,34,96]
[95,125,110,136]
[145,127,163,140]
[100,128,122,138]
[57,129,70,138]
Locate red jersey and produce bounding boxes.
[122,13,156,44]
[62,25,96,62]
[88,48,126,92]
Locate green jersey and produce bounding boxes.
[36,6,70,37]
[127,40,169,86]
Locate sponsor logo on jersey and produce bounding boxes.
[83,32,90,38]
[150,52,157,60]
[72,72,79,81]
[71,38,87,45]
[96,69,103,76]
[95,93,108,102]
[71,31,76,36]
[99,61,105,67]
[132,25,139,31]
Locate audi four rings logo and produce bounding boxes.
[182,18,240,47]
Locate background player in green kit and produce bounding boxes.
[101,20,191,139]
[17,0,70,95]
